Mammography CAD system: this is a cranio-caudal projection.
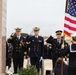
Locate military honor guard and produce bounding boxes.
[46,30,68,68]
[8,28,26,74]
[60,33,76,75]
[26,27,44,72]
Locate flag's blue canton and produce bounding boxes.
[66,0,76,17]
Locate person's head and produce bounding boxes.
[33,27,40,36]
[71,33,76,43]
[56,30,62,39]
[55,58,66,67]
[15,28,21,36]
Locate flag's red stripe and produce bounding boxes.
[65,16,76,24]
[64,30,71,36]
[64,33,71,38]
[64,24,76,31]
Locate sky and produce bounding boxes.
[7,0,66,38]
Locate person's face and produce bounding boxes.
[16,31,21,36]
[56,34,62,39]
[34,31,39,36]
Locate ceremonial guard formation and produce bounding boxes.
[7,27,76,75]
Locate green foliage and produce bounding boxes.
[18,66,40,75]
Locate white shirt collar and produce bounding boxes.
[17,36,21,39]
[35,35,39,38]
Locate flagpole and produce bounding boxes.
[61,35,65,75]
[61,57,63,75]
[61,0,69,74]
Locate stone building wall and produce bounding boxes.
[0,0,7,74]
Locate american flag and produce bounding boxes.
[64,0,76,37]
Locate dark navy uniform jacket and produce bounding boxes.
[26,35,44,57]
[8,35,26,58]
[60,44,76,68]
[43,45,52,59]
[46,36,68,58]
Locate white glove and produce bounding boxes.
[39,57,43,62]
[11,33,15,37]
[29,30,34,36]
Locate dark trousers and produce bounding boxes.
[6,58,11,69]
[53,58,57,69]
[69,67,76,75]
[13,58,24,74]
[30,57,40,73]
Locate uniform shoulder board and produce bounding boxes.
[70,44,76,52]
